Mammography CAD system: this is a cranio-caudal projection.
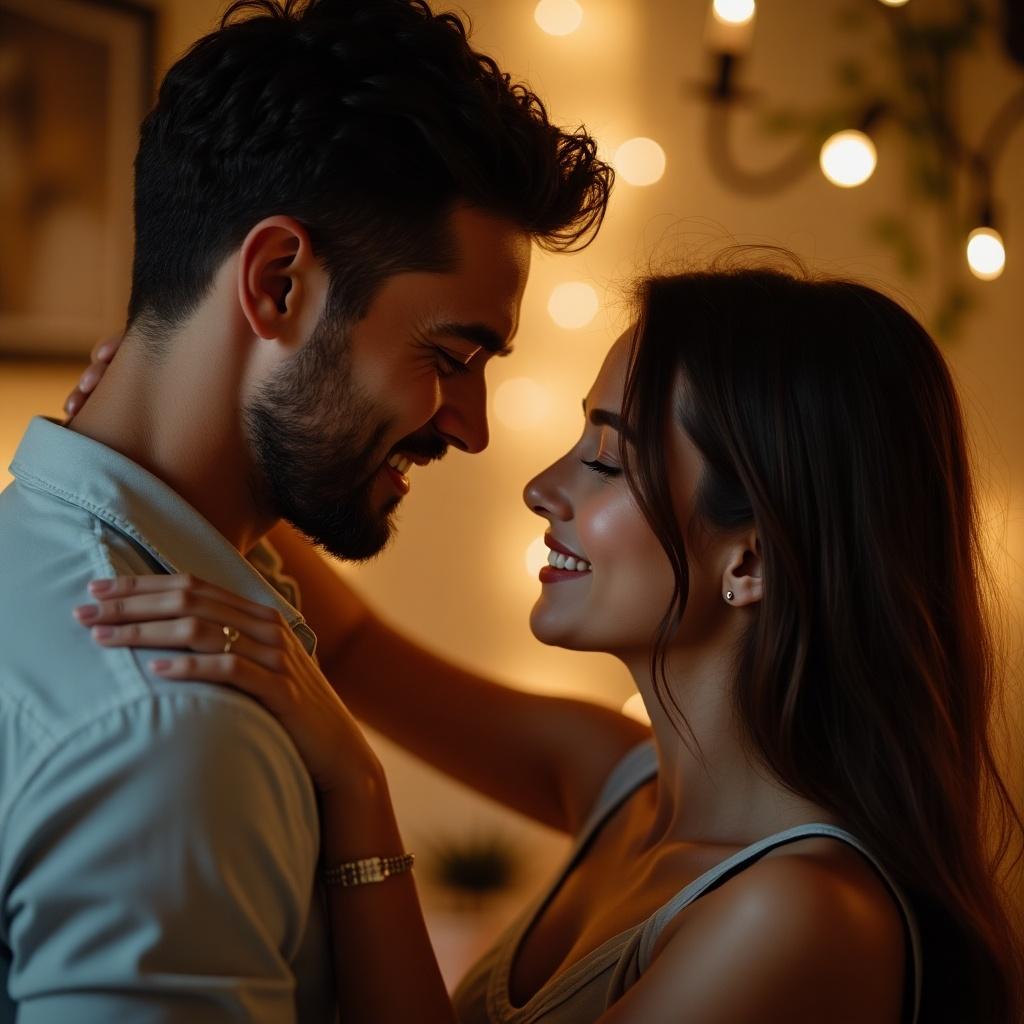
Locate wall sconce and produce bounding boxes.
[695,0,1024,328]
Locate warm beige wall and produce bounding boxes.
[2,0,1021,890]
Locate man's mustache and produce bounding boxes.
[391,433,449,464]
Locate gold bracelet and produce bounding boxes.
[322,852,415,888]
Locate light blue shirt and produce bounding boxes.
[0,417,336,1022]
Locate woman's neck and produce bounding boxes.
[620,644,838,850]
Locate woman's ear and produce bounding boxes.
[237,215,328,346]
[722,530,763,607]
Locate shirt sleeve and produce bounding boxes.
[2,688,321,1023]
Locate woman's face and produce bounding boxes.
[523,331,730,656]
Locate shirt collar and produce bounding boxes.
[9,417,317,656]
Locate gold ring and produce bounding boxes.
[222,625,241,654]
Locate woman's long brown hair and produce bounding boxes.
[619,256,1023,1022]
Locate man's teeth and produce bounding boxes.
[547,549,591,572]
[387,453,413,474]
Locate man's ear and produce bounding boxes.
[237,216,328,345]
[722,529,764,607]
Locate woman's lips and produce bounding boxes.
[540,534,591,582]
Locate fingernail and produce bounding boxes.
[96,343,114,360]
[89,580,113,594]
[93,625,114,639]
[151,660,171,672]
[74,605,98,622]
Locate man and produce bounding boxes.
[0,0,611,1018]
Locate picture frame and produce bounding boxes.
[0,0,154,357]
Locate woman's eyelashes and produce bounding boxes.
[580,457,621,479]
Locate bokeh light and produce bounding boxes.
[819,129,877,188]
[525,536,549,577]
[534,0,583,36]
[712,0,756,26]
[877,0,910,6]
[547,281,600,329]
[493,377,552,430]
[966,227,1006,281]
[621,693,651,725]
[613,137,667,187]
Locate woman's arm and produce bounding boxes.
[267,521,651,834]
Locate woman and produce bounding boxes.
[69,262,1023,1022]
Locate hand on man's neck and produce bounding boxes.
[68,271,279,555]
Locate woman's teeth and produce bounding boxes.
[547,550,591,572]
[387,453,413,474]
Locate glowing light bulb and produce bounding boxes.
[819,130,877,188]
[613,137,667,187]
[712,0,755,25]
[525,537,550,577]
[877,0,910,6]
[966,227,1006,281]
[621,693,651,725]
[534,0,583,36]
[548,281,599,329]
[494,377,551,430]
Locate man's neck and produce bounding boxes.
[68,325,275,554]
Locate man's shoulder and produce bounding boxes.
[0,492,161,735]
[2,686,318,872]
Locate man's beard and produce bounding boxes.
[244,311,399,561]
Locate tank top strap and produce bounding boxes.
[574,738,659,848]
[628,822,922,1024]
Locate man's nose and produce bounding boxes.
[432,375,489,454]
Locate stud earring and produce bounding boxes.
[725,591,734,601]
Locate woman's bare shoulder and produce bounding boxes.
[602,835,907,1024]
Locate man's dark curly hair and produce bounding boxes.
[128,0,613,350]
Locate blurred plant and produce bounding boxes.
[422,829,522,912]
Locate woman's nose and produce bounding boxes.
[523,457,573,520]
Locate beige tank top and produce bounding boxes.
[451,741,922,1024]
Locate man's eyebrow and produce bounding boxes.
[581,398,635,441]
[430,321,514,357]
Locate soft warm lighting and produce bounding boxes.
[966,227,1006,281]
[819,130,877,188]
[621,693,651,725]
[548,281,599,329]
[877,0,910,6]
[525,537,549,577]
[613,137,667,187]
[534,0,583,36]
[493,377,551,430]
[712,0,755,26]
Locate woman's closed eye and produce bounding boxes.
[580,457,621,479]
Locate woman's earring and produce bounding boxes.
[725,591,734,602]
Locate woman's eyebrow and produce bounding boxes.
[581,399,635,441]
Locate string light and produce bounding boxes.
[621,693,651,724]
[877,0,910,6]
[819,129,877,188]
[534,0,583,37]
[966,227,1006,281]
[493,378,551,430]
[548,281,599,328]
[613,137,667,187]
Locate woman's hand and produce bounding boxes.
[73,573,381,796]
[63,334,122,422]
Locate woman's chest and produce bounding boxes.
[508,836,740,1009]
